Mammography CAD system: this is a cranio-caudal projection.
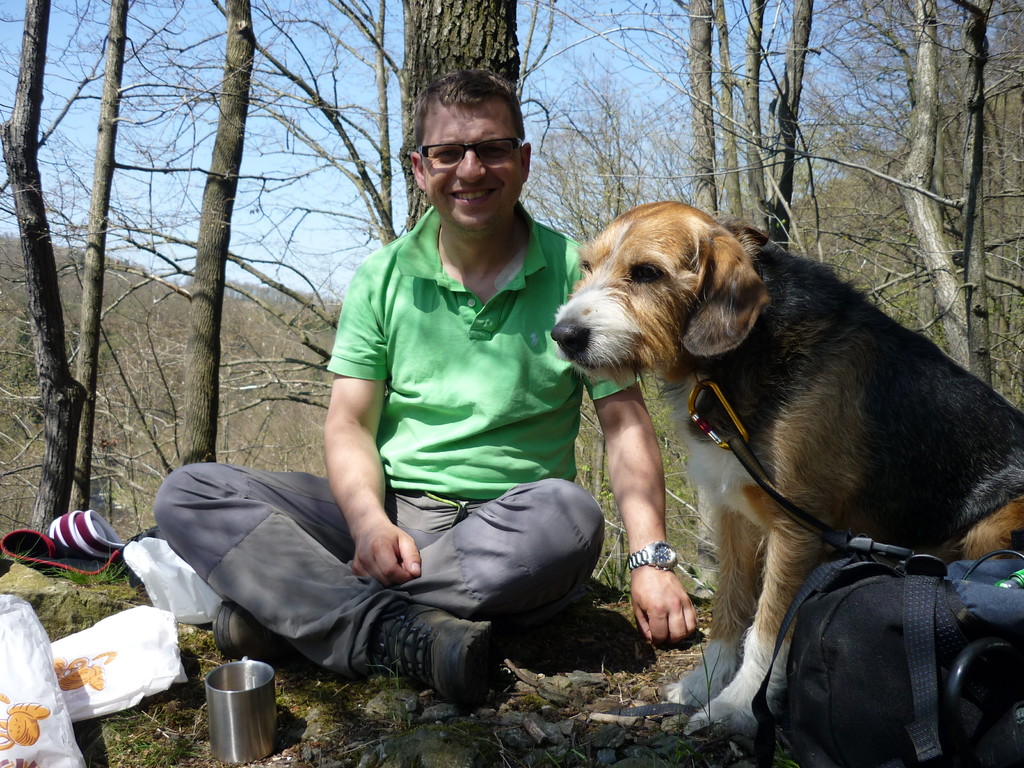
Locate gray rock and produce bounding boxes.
[417,702,465,722]
[0,561,132,639]
[498,727,536,750]
[592,722,629,749]
[364,687,420,721]
[359,726,497,768]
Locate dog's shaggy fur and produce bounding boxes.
[551,201,1024,735]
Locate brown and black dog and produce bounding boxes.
[551,201,1024,735]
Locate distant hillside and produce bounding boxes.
[0,236,336,539]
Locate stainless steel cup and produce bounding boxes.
[205,659,277,763]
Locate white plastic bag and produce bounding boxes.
[51,605,187,722]
[123,537,221,624]
[0,595,86,768]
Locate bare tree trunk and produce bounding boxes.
[899,0,969,365]
[687,0,718,213]
[959,0,993,382]
[742,0,769,230]
[182,0,255,465]
[766,0,813,246]
[1,0,85,530]
[372,1,395,244]
[73,0,129,509]
[714,0,744,218]
[400,0,519,230]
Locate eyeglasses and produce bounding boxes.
[417,137,523,168]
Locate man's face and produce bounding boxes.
[411,98,531,239]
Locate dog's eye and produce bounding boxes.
[630,264,663,283]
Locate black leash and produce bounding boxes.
[688,379,914,560]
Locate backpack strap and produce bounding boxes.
[904,574,944,762]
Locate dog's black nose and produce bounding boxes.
[551,321,590,358]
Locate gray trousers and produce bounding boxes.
[152,463,604,678]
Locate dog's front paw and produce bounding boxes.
[663,669,713,707]
[663,639,739,707]
[683,693,758,737]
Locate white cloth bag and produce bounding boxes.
[50,605,187,722]
[0,595,86,768]
[123,537,221,624]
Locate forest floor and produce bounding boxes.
[76,579,783,767]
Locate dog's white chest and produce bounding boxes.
[680,421,766,528]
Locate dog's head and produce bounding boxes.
[552,201,769,382]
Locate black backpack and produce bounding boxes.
[754,550,1024,768]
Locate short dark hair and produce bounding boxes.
[413,69,524,145]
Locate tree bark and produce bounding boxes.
[899,0,969,365]
[1,0,85,530]
[687,0,718,213]
[714,0,744,218]
[766,0,813,245]
[181,0,255,465]
[73,0,129,509]
[959,0,993,382]
[400,0,519,230]
[742,0,769,230]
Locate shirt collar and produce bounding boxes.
[397,203,546,284]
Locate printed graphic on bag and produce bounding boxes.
[0,693,51,751]
[0,761,45,768]
[53,653,118,692]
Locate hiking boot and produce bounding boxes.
[213,601,291,661]
[369,604,491,704]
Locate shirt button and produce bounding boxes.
[467,298,477,307]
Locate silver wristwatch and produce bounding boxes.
[627,541,678,572]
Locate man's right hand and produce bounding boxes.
[351,519,422,586]
[326,375,420,586]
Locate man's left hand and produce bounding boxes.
[630,565,697,646]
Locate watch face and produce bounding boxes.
[652,543,677,569]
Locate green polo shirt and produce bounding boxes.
[327,206,623,499]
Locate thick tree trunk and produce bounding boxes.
[181,0,255,465]
[400,0,519,230]
[960,0,993,382]
[1,0,85,530]
[899,0,969,365]
[766,0,813,246]
[73,0,129,509]
[688,0,718,213]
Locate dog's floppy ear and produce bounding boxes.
[682,229,769,357]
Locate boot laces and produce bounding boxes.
[375,611,435,679]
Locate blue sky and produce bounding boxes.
[0,0,787,296]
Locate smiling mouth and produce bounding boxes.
[453,190,489,201]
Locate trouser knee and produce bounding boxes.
[152,463,260,578]
[450,479,605,616]
[519,478,605,557]
[153,464,202,533]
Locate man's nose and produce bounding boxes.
[456,149,486,178]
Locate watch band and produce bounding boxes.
[627,548,651,571]
[627,541,677,572]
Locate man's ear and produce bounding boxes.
[682,231,769,357]
[411,151,428,192]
